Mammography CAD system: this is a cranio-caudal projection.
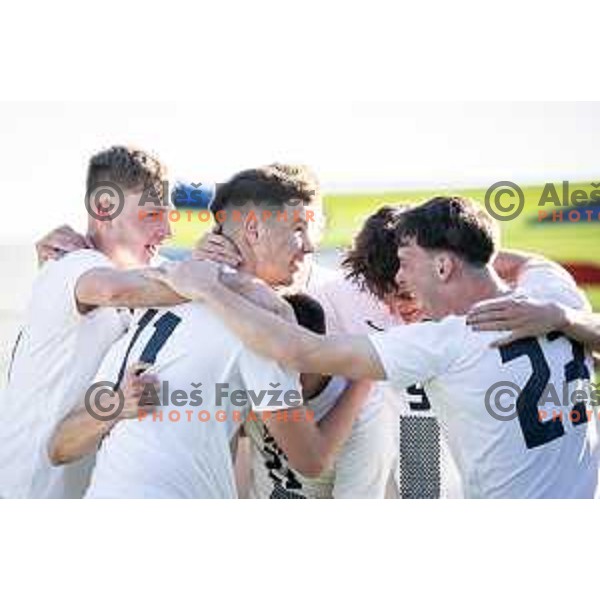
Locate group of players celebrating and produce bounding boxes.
[1,145,599,499]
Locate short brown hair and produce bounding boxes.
[342,205,411,299]
[86,146,166,200]
[210,163,320,215]
[395,196,498,266]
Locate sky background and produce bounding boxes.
[1,101,600,243]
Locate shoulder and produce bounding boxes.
[378,315,469,342]
[40,249,113,284]
[28,250,113,311]
[307,264,395,333]
[516,261,590,310]
[53,249,112,270]
[373,315,487,368]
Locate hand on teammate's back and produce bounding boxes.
[192,232,241,267]
[35,224,91,265]
[466,295,567,347]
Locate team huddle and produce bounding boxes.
[1,146,599,499]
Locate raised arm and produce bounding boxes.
[148,260,386,380]
[560,309,600,353]
[493,250,544,287]
[492,249,553,286]
[265,380,373,477]
[74,267,188,313]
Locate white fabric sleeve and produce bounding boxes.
[306,375,348,422]
[368,316,466,387]
[238,349,302,412]
[37,249,114,325]
[516,261,591,311]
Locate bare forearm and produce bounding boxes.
[219,270,294,321]
[494,250,549,285]
[563,307,600,352]
[107,269,188,307]
[202,282,321,370]
[200,282,384,379]
[150,261,385,379]
[76,268,188,311]
[310,381,372,471]
[49,406,117,465]
[269,381,372,477]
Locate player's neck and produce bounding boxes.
[224,233,259,279]
[235,255,258,279]
[444,266,510,316]
[86,231,106,257]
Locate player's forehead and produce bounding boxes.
[396,238,424,260]
[121,184,172,210]
[121,189,172,225]
[274,201,310,227]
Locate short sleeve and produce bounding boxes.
[368,317,466,387]
[238,349,302,412]
[516,262,590,311]
[37,250,114,323]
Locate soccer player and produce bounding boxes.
[0,146,188,498]
[197,245,397,498]
[152,196,599,498]
[194,177,397,498]
[343,206,592,498]
[52,165,370,498]
[343,206,462,498]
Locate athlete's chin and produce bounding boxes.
[278,273,294,287]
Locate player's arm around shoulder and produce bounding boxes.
[278,331,385,381]
[468,252,599,350]
[263,379,373,478]
[147,259,387,380]
[468,298,600,353]
[74,266,187,314]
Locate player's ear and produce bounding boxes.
[241,212,259,245]
[435,253,454,282]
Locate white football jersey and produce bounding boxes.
[0,250,130,498]
[383,382,464,499]
[246,375,395,499]
[246,376,347,499]
[306,263,397,337]
[307,263,449,498]
[369,266,598,498]
[300,264,397,497]
[86,303,300,499]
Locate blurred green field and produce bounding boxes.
[168,181,600,309]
